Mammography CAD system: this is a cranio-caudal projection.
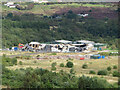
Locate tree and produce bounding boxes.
[107,66,111,71]
[66,61,74,68]
[78,76,112,89]
[97,70,108,75]
[82,64,88,69]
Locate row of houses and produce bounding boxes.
[10,40,107,52]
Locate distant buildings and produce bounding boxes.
[32,0,49,3]
[17,39,106,52]
[4,2,18,8]
[77,14,89,17]
[4,39,107,52]
[4,2,14,6]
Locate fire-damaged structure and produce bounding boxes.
[21,40,96,52]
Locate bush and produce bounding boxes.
[51,62,57,71]
[70,68,75,74]
[19,61,23,65]
[89,70,96,74]
[97,70,107,75]
[60,63,64,67]
[66,61,74,68]
[36,55,40,57]
[68,58,73,61]
[78,76,112,88]
[118,78,120,85]
[107,66,111,71]
[2,55,17,66]
[82,64,88,69]
[51,62,57,67]
[12,58,17,65]
[113,65,117,69]
[51,66,56,71]
[112,71,120,77]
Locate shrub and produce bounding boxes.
[60,63,64,67]
[68,58,73,61]
[20,68,24,71]
[97,70,107,75]
[36,55,40,57]
[78,76,112,88]
[70,68,75,74]
[3,54,6,58]
[107,66,111,71]
[118,78,120,85]
[19,61,23,65]
[12,58,17,65]
[66,61,74,68]
[82,64,88,69]
[51,66,56,71]
[112,71,120,77]
[89,10,92,12]
[89,70,96,74]
[113,65,117,69]
[51,62,57,67]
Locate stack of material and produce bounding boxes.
[90,54,105,59]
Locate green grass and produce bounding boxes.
[82,4,109,7]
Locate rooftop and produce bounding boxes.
[55,40,72,43]
[75,40,94,43]
[29,42,40,44]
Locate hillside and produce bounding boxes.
[2,2,119,49]
[2,2,118,16]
